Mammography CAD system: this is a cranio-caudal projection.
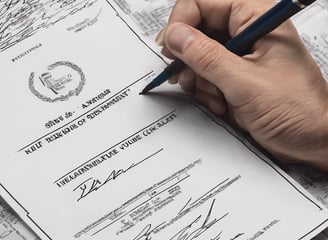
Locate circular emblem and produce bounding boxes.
[29,61,85,102]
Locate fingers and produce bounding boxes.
[177,68,195,92]
[157,0,278,61]
[175,68,226,116]
[159,0,232,60]
[163,22,247,97]
[178,68,222,96]
[167,0,232,30]
[194,79,226,116]
[194,89,226,116]
[167,0,203,27]
[227,0,275,37]
[167,0,275,36]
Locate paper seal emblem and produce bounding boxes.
[29,61,86,102]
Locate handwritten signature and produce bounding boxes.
[0,0,98,51]
[132,221,166,240]
[133,199,228,240]
[73,157,150,201]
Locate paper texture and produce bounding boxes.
[0,0,328,240]
[291,1,328,239]
[292,0,328,80]
[0,197,39,240]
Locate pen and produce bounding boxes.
[140,0,317,95]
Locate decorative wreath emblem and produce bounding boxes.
[29,61,86,102]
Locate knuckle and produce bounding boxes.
[193,39,223,74]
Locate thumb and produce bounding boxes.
[164,22,247,94]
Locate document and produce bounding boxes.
[0,198,39,240]
[0,0,328,240]
[286,166,328,240]
[109,0,175,40]
[292,0,328,79]
[107,0,175,55]
[289,2,328,239]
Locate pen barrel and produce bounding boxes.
[150,59,186,88]
[225,0,303,56]
[141,0,317,93]
[166,59,186,74]
[299,0,317,6]
[160,59,186,83]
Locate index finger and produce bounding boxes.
[167,0,276,37]
[167,0,231,30]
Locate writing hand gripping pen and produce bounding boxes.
[140,0,317,95]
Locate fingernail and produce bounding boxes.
[167,23,195,54]
[155,27,166,46]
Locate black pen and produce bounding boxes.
[140,0,317,95]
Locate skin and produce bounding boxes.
[155,0,328,170]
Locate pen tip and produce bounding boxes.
[139,83,155,95]
[139,89,147,95]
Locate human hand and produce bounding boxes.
[156,0,328,169]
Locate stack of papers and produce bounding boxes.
[0,0,328,239]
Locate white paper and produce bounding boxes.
[285,166,328,240]
[0,198,39,240]
[290,2,328,239]
[107,0,175,59]
[292,0,328,80]
[0,1,328,240]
